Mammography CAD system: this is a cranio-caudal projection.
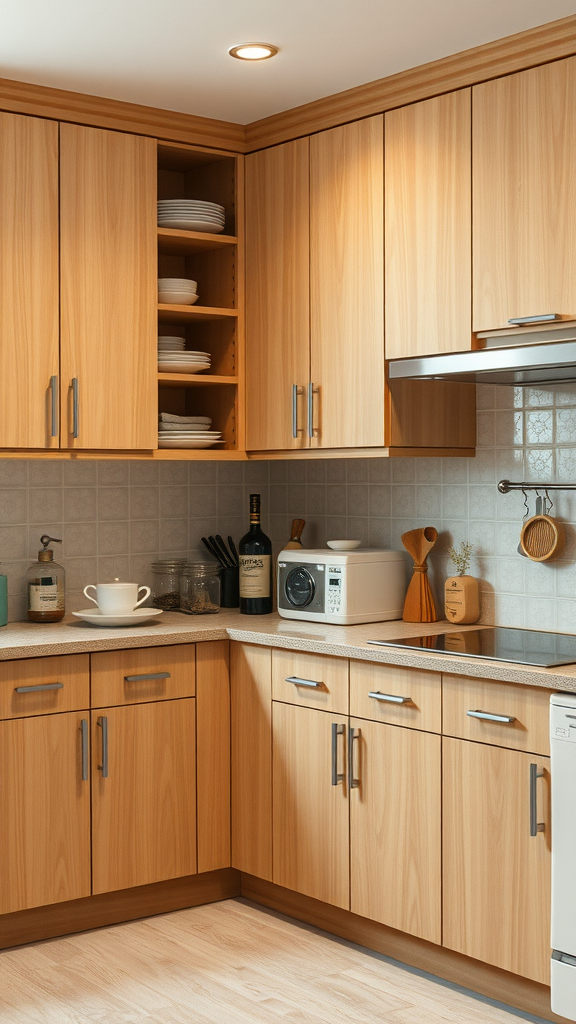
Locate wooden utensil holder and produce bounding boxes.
[401,526,439,623]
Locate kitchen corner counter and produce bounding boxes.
[1,611,576,694]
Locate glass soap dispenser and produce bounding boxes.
[27,535,65,622]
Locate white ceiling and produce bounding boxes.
[2,0,576,124]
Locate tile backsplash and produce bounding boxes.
[3,382,576,630]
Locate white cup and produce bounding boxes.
[83,582,151,614]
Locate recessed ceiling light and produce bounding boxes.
[228,43,279,61]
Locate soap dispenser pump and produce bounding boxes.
[27,535,65,622]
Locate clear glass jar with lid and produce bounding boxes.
[151,560,186,610]
[179,562,221,614]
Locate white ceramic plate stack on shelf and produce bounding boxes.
[158,278,198,305]
[158,412,223,449]
[157,335,211,374]
[157,200,226,234]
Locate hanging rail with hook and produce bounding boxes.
[498,480,576,493]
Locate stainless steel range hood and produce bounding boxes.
[388,337,576,386]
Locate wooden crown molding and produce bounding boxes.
[244,13,576,150]
[1,13,576,155]
[0,76,246,151]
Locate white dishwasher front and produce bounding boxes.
[551,692,576,1021]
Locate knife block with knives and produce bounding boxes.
[201,534,240,607]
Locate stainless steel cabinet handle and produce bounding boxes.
[97,715,108,778]
[331,722,345,786]
[467,710,516,724]
[369,691,411,705]
[14,682,63,693]
[508,314,561,325]
[124,672,171,682]
[285,676,322,689]
[49,375,58,438]
[292,384,304,438]
[80,719,89,782]
[72,377,79,439]
[529,763,545,837]
[307,383,319,439]
[348,726,360,791]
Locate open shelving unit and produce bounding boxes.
[156,142,244,459]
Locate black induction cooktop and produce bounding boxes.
[367,627,576,668]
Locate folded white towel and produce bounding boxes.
[159,412,211,426]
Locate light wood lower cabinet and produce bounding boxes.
[0,711,91,914]
[91,697,196,894]
[273,701,349,908]
[349,718,441,943]
[443,737,551,984]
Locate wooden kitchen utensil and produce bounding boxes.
[401,526,439,622]
[520,510,565,561]
[284,519,305,549]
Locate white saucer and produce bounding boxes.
[72,608,164,627]
[326,539,362,550]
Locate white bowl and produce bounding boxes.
[326,539,362,551]
[158,292,199,305]
[158,278,197,290]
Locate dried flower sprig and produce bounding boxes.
[448,541,473,576]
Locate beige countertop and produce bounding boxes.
[1,610,576,693]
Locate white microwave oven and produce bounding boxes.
[277,548,406,625]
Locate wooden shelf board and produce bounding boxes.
[158,304,237,322]
[157,228,237,255]
[0,448,246,460]
[158,374,237,386]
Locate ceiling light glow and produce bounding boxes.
[228,43,279,61]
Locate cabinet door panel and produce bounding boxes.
[0,113,59,449]
[443,737,550,984]
[0,712,90,914]
[473,58,576,331]
[350,719,441,943]
[231,643,272,880]
[310,117,384,448]
[60,124,157,450]
[246,139,310,451]
[92,698,196,893]
[385,90,471,358]
[273,702,349,908]
[196,641,230,873]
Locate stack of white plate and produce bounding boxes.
[158,430,224,450]
[157,200,226,234]
[158,277,198,305]
[158,335,185,351]
[158,348,211,374]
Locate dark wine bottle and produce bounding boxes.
[239,493,273,615]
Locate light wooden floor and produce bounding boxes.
[0,898,547,1024]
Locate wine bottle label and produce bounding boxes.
[239,555,271,598]
[28,580,64,612]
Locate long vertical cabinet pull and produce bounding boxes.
[71,377,80,439]
[292,384,304,438]
[97,715,108,778]
[307,383,319,439]
[331,723,345,786]
[80,719,89,782]
[49,375,58,439]
[348,726,361,791]
[529,762,545,836]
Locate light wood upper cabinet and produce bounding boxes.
[60,124,157,450]
[246,139,310,451]
[0,113,59,449]
[350,718,441,943]
[443,738,551,984]
[473,57,576,331]
[310,117,385,448]
[0,711,91,914]
[91,697,196,894]
[385,90,472,358]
